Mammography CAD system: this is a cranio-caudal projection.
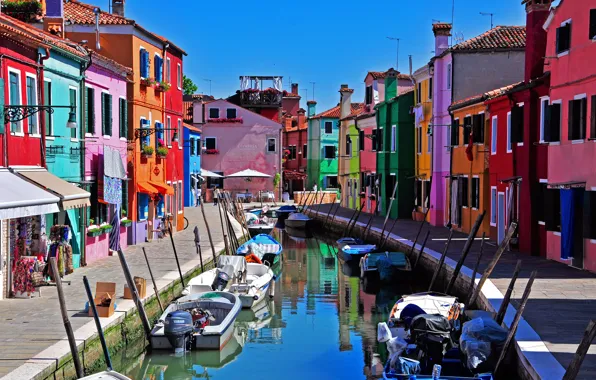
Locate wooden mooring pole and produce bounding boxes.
[200,196,218,262]
[377,180,399,246]
[405,208,431,258]
[413,230,431,270]
[445,210,486,294]
[194,226,204,272]
[83,275,113,370]
[347,199,366,237]
[428,229,454,291]
[142,247,164,312]
[168,222,185,288]
[215,191,230,255]
[117,249,152,340]
[466,233,486,304]
[50,257,84,378]
[495,259,523,326]
[563,320,596,380]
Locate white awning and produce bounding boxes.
[0,167,60,220]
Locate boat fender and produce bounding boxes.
[245,253,262,264]
[253,295,259,300]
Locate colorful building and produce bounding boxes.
[281,84,307,197]
[183,122,201,207]
[337,85,365,209]
[61,0,185,244]
[542,0,596,270]
[412,65,433,221]
[375,70,415,219]
[306,101,342,191]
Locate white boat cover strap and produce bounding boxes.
[217,256,246,274]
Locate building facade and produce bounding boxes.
[413,65,433,221]
[282,105,307,197]
[183,123,201,207]
[306,101,341,191]
[338,85,364,210]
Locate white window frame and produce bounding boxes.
[177,63,182,90]
[491,115,498,155]
[471,175,480,210]
[69,85,79,142]
[392,125,397,152]
[166,57,171,84]
[178,180,183,214]
[490,186,497,226]
[557,19,572,58]
[8,67,23,136]
[267,137,277,153]
[538,96,550,143]
[25,72,40,137]
[178,119,183,149]
[166,116,172,147]
[506,111,512,153]
[205,136,217,150]
[208,108,220,119]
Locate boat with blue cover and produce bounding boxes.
[275,205,297,221]
[237,234,283,266]
[360,252,411,283]
[339,244,377,262]
[336,237,364,247]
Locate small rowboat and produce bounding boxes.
[284,212,311,229]
[237,234,283,267]
[339,244,377,262]
[360,252,411,283]
[247,223,275,237]
[81,372,131,380]
[275,205,297,221]
[336,237,364,247]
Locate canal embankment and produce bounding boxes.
[2,206,245,380]
[308,202,595,380]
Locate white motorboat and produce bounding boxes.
[284,212,312,229]
[150,291,242,352]
[81,372,130,380]
[182,256,275,309]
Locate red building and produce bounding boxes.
[282,105,308,196]
[484,0,552,256]
[162,41,187,231]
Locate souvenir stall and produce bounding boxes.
[10,216,48,298]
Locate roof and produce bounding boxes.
[449,82,523,111]
[63,0,186,55]
[184,122,201,133]
[310,103,365,120]
[90,51,131,75]
[451,25,526,51]
[366,70,412,81]
[282,91,300,98]
[433,23,453,31]
[183,100,194,123]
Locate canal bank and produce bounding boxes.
[2,206,244,380]
[308,203,596,380]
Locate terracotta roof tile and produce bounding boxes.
[311,103,364,120]
[449,82,523,110]
[90,51,131,75]
[368,71,386,80]
[184,122,201,133]
[452,25,526,51]
[433,23,453,30]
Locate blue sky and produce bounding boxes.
[117,0,539,112]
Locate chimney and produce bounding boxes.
[112,0,125,17]
[524,0,552,81]
[384,69,398,100]
[432,23,452,57]
[43,0,64,38]
[307,101,317,117]
[339,85,354,119]
[291,83,299,95]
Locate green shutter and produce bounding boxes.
[122,98,128,139]
[107,94,112,136]
[0,78,4,134]
[101,93,106,136]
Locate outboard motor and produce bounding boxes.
[164,310,194,353]
[212,270,230,291]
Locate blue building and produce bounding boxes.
[184,123,201,207]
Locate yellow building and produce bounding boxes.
[412,66,432,221]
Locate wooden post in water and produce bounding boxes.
[301,190,314,213]
[428,229,454,291]
[495,259,523,326]
[404,209,430,258]
[381,180,399,235]
[469,222,518,307]
[142,247,164,312]
[83,275,113,370]
[307,189,319,215]
[445,210,486,294]
[329,200,342,231]
[347,200,366,237]
[117,249,152,340]
[200,199,218,263]
[216,191,230,254]
[193,226,204,272]
[563,320,596,380]
[167,222,185,288]
[49,257,84,378]
[309,190,326,218]
[494,270,537,375]
[413,230,431,270]
[323,196,338,227]
[466,233,486,304]
[361,211,376,241]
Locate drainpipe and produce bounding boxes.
[38,48,51,168]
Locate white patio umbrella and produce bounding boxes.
[200,168,224,178]
[225,169,271,178]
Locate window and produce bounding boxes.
[154,121,163,149]
[121,181,128,216]
[44,79,52,136]
[346,135,352,156]
[171,183,177,215]
[471,177,480,209]
[507,112,512,152]
[178,119,182,146]
[69,88,77,139]
[289,145,296,160]
[196,139,201,155]
[365,86,373,105]
[545,188,561,232]
[205,137,217,150]
[166,58,171,83]
[138,193,149,221]
[461,177,469,207]
[451,118,460,146]
[324,121,333,134]
[226,108,237,119]
[540,98,550,142]
[427,129,432,153]
[156,196,164,218]
[177,63,182,89]
[9,70,21,134]
[85,87,95,134]
[377,128,384,151]
[428,78,433,100]
[556,21,571,54]
[326,175,338,188]
[267,138,277,153]
[391,125,397,152]
[324,145,336,159]
[490,187,497,225]
[190,138,196,156]
[491,116,498,154]
[102,92,112,136]
[463,116,472,142]
[119,98,128,139]
[416,126,422,154]
[154,54,163,83]
[415,180,423,206]
[178,180,183,213]
[371,129,377,151]
[166,116,172,145]
[140,118,150,148]
[568,97,587,141]
[511,104,524,144]
[139,48,149,79]
[209,108,219,119]
[303,144,307,158]
[446,64,452,90]
[591,96,596,139]
[359,130,365,151]
[25,75,38,135]
[590,10,596,40]
[472,113,485,143]
[417,83,422,104]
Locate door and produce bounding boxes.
[498,193,505,244]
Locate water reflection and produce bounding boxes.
[124,228,417,380]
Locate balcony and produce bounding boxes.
[240,90,282,108]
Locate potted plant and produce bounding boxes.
[157,146,169,158]
[205,149,219,154]
[359,191,366,199]
[100,223,113,235]
[87,219,101,237]
[140,77,156,87]
[1,0,42,22]
[156,81,171,92]
[120,218,133,227]
[142,145,154,157]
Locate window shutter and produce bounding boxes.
[0,79,4,134]
[551,103,561,142]
[556,27,561,53]
[84,88,89,133]
[451,118,459,146]
[568,100,574,140]
[472,115,480,142]
[591,96,596,139]
[101,93,106,135]
[591,9,596,39]
[580,97,587,139]
[107,94,113,136]
[140,50,146,78]
[479,113,485,143]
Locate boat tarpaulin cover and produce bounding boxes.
[217,256,247,276]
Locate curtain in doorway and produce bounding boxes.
[66,210,81,258]
[560,188,584,260]
[109,204,121,252]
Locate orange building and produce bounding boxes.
[60,0,185,243]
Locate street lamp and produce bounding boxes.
[4,105,77,130]
[66,110,77,129]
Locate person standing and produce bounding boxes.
[196,187,202,206]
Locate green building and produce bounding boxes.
[306,101,340,190]
[375,69,415,219]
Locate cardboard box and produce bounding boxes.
[89,282,116,318]
[123,276,147,299]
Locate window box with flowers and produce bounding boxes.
[156,81,171,92]
[142,145,154,157]
[87,221,102,237]
[1,0,42,22]
[207,118,243,123]
[205,149,219,155]
[157,146,169,158]
[100,223,113,235]
[120,218,133,228]
[140,77,156,87]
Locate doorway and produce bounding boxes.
[497,192,505,244]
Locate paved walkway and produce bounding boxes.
[0,204,242,379]
[310,203,596,379]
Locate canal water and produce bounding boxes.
[122,229,422,380]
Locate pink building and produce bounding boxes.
[199,99,282,199]
[544,0,596,271]
[83,52,131,264]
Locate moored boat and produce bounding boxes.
[360,252,411,282]
[247,223,275,237]
[339,244,377,262]
[237,233,283,267]
[284,212,312,229]
[336,237,364,247]
[275,205,297,221]
[81,371,131,380]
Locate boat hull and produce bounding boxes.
[284,218,311,229]
[248,225,274,237]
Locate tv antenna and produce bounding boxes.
[454,32,465,45]
[480,12,494,29]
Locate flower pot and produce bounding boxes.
[142,152,153,158]
[87,230,102,237]
[100,227,113,235]
[120,220,133,228]
[157,154,167,159]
